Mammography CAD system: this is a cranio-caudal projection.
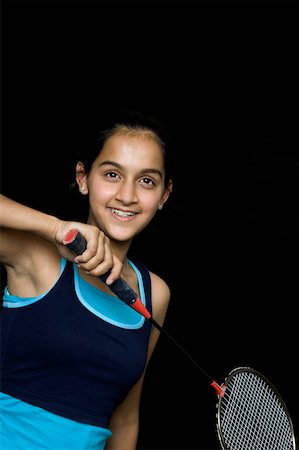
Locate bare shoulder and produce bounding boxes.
[150,271,171,300]
[149,271,171,324]
[144,271,172,361]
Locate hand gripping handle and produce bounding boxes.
[63,229,151,319]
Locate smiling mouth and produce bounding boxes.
[111,208,136,218]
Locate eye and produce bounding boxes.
[139,177,156,186]
[105,171,121,180]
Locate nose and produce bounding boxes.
[115,180,138,206]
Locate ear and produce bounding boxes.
[159,179,173,209]
[76,162,88,193]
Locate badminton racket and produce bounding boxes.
[63,229,297,450]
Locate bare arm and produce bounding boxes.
[0,194,60,242]
[0,194,122,284]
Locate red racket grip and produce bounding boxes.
[63,229,151,319]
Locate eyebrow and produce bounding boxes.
[98,160,163,178]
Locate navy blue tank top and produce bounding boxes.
[0,259,152,428]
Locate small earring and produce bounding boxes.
[158,204,163,210]
[80,186,88,194]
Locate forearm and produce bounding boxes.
[105,420,139,450]
[106,383,142,450]
[0,194,123,281]
[0,194,60,241]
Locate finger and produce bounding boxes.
[74,231,106,265]
[79,239,114,275]
[105,256,123,285]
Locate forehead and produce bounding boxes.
[95,132,165,169]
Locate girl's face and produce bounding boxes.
[79,131,171,244]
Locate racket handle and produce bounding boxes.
[63,229,151,319]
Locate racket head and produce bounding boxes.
[215,366,296,450]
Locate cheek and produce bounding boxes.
[88,180,114,205]
[141,192,161,212]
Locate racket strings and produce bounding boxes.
[219,371,294,450]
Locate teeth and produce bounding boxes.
[111,208,135,217]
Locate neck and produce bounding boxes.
[109,238,133,265]
[121,258,132,279]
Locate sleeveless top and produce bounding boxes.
[0,258,153,430]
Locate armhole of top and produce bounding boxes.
[2,258,67,308]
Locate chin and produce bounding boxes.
[106,223,145,243]
[107,229,135,243]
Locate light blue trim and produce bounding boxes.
[2,257,146,330]
[73,260,145,329]
[2,259,67,308]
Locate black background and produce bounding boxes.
[1,1,298,449]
